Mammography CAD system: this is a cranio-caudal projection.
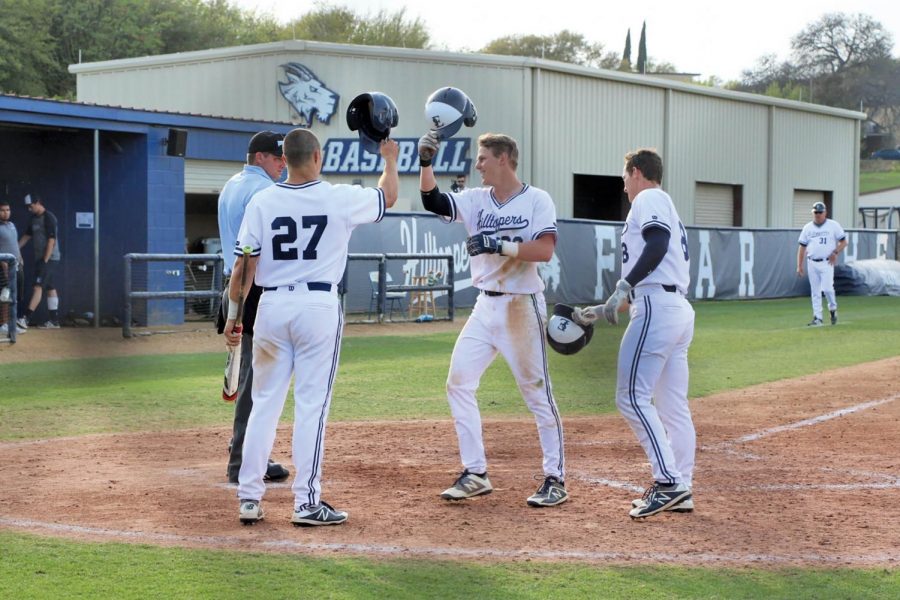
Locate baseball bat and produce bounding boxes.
[222,247,251,402]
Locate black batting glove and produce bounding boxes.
[466,234,501,256]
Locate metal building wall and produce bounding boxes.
[73,41,863,223]
[533,70,665,217]
[75,43,534,211]
[770,108,859,227]
[668,93,769,225]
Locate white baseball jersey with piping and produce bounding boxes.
[234,180,386,510]
[798,218,846,321]
[617,187,696,488]
[443,184,564,479]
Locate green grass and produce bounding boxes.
[859,165,900,194]
[1,532,897,599]
[2,295,899,596]
[2,296,899,440]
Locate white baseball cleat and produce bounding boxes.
[441,470,493,500]
[629,482,692,518]
[239,500,263,525]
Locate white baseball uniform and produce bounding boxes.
[442,184,564,479]
[235,180,386,510]
[798,218,846,320]
[617,187,695,488]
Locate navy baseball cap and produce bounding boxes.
[811,202,826,213]
[248,131,284,156]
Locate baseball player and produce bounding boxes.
[418,131,568,507]
[17,193,61,329]
[577,148,695,518]
[217,130,290,485]
[226,128,398,525]
[797,201,847,326]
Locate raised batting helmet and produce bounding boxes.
[546,304,594,355]
[425,87,477,140]
[346,92,399,154]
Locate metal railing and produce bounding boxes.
[123,253,224,338]
[122,252,453,336]
[343,253,455,324]
[0,253,18,344]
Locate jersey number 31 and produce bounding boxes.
[271,215,328,260]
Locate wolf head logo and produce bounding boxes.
[278,63,339,127]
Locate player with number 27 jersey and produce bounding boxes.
[621,187,690,295]
[236,181,385,288]
[446,185,557,294]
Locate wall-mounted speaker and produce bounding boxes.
[166,128,188,157]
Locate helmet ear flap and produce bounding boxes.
[462,100,477,128]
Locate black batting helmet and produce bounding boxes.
[346,92,399,154]
[424,87,477,140]
[546,304,594,355]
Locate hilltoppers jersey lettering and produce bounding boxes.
[621,188,689,293]
[445,184,557,294]
[236,180,385,287]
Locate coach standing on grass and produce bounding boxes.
[216,131,290,485]
[797,201,847,326]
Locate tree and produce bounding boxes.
[289,4,429,48]
[620,28,632,71]
[636,21,647,74]
[791,12,893,76]
[481,30,619,69]
[0,0,57,95]
[734,12,900,152]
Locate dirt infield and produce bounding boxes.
[2,337,899,565]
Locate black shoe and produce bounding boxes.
[227,460,290,484]
[526,475,568,507]
[629,482,691,518]
[830,310,837,325]
[292,501,348,527]
[264,460,290,482]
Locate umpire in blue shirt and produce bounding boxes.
[216,131,290,484]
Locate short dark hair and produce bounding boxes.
[283,128,320,170]
[0,199,10,208]
[625,149,663,184]
[478,133,518,169]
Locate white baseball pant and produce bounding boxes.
[806,259,837,320]
[237,287,343,510]
[616,286,695,488]
[446,292,565,479]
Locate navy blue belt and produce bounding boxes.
[263,282,332,292]
[809,257,825,262]
[630,284,678,300]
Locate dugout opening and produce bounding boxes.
[572,174,629,221]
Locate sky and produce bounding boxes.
[231,0,899,82]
